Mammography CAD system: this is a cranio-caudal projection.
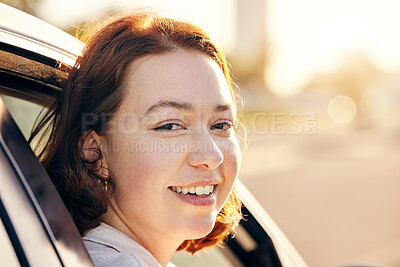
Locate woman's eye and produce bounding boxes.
[154,123,184,131]
[211,121,233,131]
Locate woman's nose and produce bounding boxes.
[187,131,224,170]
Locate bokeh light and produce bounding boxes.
[327,95,357,124]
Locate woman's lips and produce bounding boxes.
[169,185,214,196]
[168,185,217,206]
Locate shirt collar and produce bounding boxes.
[83,222,162,267]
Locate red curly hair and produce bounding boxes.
[30,12,242,254]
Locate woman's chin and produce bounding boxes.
[181,218,217,240]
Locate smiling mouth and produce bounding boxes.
[168,185,215,197]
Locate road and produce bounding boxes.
[240,123,400,267]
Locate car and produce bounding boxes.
[0,3,308,266]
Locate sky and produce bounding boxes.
[37,0,237,53]
[36,0,400,97]
[266,0,400,95]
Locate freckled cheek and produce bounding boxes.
[112,147,183,193]
[111,162,168,215]
[105,133,187,188]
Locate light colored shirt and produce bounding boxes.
[82,223,176,267]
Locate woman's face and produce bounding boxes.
[102,50,241,242]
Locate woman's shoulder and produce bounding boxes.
[82,223,159,267]
[83,240,144,267]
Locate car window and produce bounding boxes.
[0,97,94,266]
[1,95,45,140]
[0,137,62,266]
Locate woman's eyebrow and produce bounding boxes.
[142,101,234,118]
[214,104,233,112]
[143,100,194,117]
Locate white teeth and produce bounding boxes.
[208,185,214,194]
[196,186,204,195]
[170,185,214,196]
[204,185,210,194]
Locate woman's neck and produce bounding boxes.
[101,204,183,267]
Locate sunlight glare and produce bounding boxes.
[267,0,400,96]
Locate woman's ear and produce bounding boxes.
[79,130,109,178]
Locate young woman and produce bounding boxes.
[31,12,243,267]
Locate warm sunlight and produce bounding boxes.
[266,0,400,96]
[37,0,237,54]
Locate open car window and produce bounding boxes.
[0,97,94,266]
[1,95,45,140]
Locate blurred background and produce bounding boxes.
[2,0,400,266]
